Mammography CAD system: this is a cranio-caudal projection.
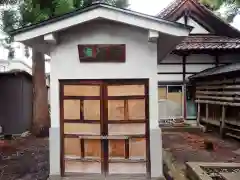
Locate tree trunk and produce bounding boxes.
[32,49,50,137]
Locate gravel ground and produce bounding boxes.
[163,131,240,163]
[163,131,240,180]
[0,137,49,180]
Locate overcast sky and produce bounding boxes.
[129,0,172,15]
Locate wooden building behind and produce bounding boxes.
[189,63,240,138]
[158,0,240,125]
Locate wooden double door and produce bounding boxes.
[60,79,150,178]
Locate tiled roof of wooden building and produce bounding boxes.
[158,0,240,52]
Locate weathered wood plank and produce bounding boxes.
[196,91,240,96]
[195,100,240,106]
[197,103,200,126]
[196,95,240,101]
[196,78,240,86]
[196,85,240,90]
[220,106,226,138]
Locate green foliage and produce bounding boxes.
[200,0,240,22]
[200,0,224,10]
[0,0,128,59]
[20,0,50,25]
[52,0,74,16]
[105,0,129,7]
[19,0,128,25]
[0,9,20,59]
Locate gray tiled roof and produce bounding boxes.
[158,0,186,18]
[158,0,240,51]
[189,63,240,79]
[176,36,240,51]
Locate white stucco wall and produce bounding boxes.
[49,21,162,178]
[160,54,182,63]
[158,54,216,82]
[50,21,158,128]
[158,74,183,82]
[158,54,183,82]
[158,64,183,73]
[177,17,209,34]
[186,54,215,63]
[186,64,215,73]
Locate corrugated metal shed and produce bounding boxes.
[0,70,33,135]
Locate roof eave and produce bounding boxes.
[12,4,192,43]
[11,3,192,41]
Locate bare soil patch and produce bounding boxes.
[0,136,49,180]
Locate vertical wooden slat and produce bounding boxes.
[124,100,129,120]
[100,82,105,174]
[183,56,187,121]
[197,103,200,126]
[145,80,151,178]
[80,100,84,121]
[103,82,109,175]
[220,105,226,138]
[206,104,209,121]
[206,103,209,131]
[60,82,65,176]
[125,139,129,159]
[81,138,85,158]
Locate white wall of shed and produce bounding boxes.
[49,21,163,178]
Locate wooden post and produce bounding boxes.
[182,56,187,121]
[32,49,50,137]
[220,105,226,138]
[197,103,200,126]
[205,103,209,131]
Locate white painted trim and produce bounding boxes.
[14,6,191,42]
[148,30,159,42]
[44,33,57,44]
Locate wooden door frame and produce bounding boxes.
[59,79,150,177]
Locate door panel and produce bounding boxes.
[128,99,145,120]
[107,85,145,96]
[108,163,147,174]
[108,100,125,120]
[64,100,81,120]
[106,82,147,176]
[65,161,101,173]
[60,80,149,177]
[108,124,145,135]
[64,85,100,96]
[158,87,167,100]
[109,140,125,159]
[64,138,82,157]
[168,92,183,104]
[84,139,101,158]
[64,123,100,135]
[129,138,146,159]
[83,100,101,120]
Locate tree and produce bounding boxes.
[0,0,128,136]
[19,0,128,26]
[0,9,18,59]
[200,0,240,22]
